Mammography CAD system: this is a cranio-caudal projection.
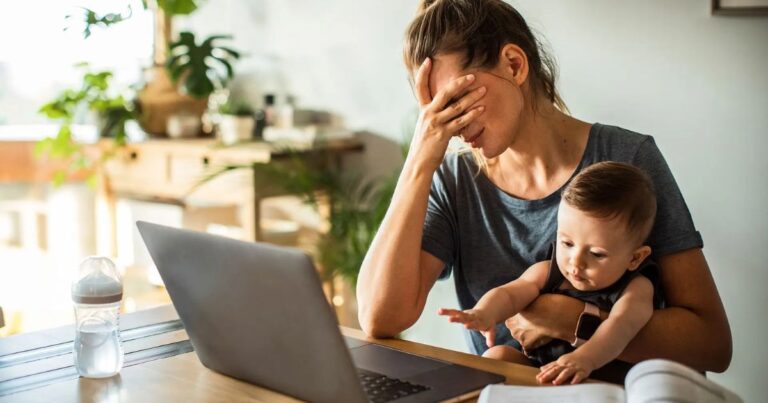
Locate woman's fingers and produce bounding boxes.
[446,105,485,135]
[430,73,476,112]
[433,85,487,125]
[413,58,433,106]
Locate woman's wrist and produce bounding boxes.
[401,156,439,184]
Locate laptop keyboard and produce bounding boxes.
[358,369,431,403]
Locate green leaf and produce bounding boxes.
[71,155,89,170]
[166,32,240,98]
[86,174,99,189]
[70,6,133,39]
[216,46,241,59]
[83,71,112,90]
[34,138,54,158]
[157,0,200,16]
[52,171,67,187]
[202,35,232,48]
[216,57,235,80]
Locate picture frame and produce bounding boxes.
[712,0,768,15]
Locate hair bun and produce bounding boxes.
[418,0,439,13]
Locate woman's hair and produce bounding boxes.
[404,0,567,113]
[562,161,657,244]
[404,0,568,170]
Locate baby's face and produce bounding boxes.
[555,201,642,291]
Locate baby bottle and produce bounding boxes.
[71,256,124,378]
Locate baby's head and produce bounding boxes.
[556,162,657,291]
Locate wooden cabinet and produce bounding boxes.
[96,138,363,255]
[102,139,271,204]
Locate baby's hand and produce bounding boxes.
[437,308,496,347]
[536,352,595,385]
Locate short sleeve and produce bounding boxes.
[632,137,704,257]
[422,167,458,280]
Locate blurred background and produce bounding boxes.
[0,1,765,401]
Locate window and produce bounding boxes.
[0,0,153,135]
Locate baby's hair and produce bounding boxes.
[562,161,657,244]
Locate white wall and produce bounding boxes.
[187,1,768,400]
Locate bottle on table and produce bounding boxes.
[71,256,124,378]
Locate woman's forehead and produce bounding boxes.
[427,54,476,95]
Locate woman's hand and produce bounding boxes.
[407,57,487,173]
[505,294,584,351]
[536,352,596,385]
[438,308,496,347]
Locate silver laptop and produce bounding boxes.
[137,221,504,403]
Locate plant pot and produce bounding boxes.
[135,65,208,137]
[218,115,255,145]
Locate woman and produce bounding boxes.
[356,0,731,375]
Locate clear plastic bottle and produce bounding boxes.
[71,256,124,378]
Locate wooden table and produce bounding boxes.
[0,305,541,402]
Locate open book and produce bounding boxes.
[479,359,742,403]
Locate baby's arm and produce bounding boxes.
[538,275,654,385]
[439,261,549,347]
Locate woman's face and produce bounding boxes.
[426,52,526,159]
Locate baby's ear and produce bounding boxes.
[628,246,652,271]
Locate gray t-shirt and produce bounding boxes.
[421,122,703,355]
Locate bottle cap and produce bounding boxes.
[71,256,123,304]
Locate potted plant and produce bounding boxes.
[166,32,240,98]
[217,101,255,145]
[64,1,240,137]
[136,1,241,137]
[36,65,133,186]
[197,144,402,286]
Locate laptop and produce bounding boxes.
[137,221,505,403]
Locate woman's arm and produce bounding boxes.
[356,167,445,338]
[619,248,732,371]
[357,58,487,337]
[507,248,732,372]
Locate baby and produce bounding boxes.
[439,161,659,385]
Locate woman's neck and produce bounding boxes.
[487,101,591,200]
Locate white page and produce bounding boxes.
[626,359,743,403]
[478,383,625,403]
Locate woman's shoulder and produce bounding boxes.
[430,149,490,197]
[589,123,657,163]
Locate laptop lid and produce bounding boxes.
[137,221,369,403]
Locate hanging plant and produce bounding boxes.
[166,31,241,98]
